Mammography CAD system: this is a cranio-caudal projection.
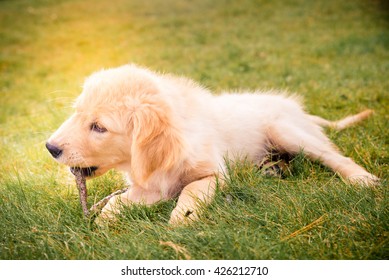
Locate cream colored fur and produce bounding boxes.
[47,64,379,225]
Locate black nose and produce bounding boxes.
[46,142,63,159]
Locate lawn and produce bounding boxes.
[0,0,388,259]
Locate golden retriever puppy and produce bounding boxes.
[46,64,379,224]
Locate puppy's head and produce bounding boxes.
[46,65,183,181]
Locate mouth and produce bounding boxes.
[70,166,98,177]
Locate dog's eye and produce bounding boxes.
[90,122,107,133]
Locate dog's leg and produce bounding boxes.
[268,122,379,186]
[169,175,219,225]
[95,186,163,225]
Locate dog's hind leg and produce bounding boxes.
[268,120,379,186]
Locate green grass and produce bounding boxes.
[0,0,388,260]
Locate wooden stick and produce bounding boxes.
[89,187,128,214]
[73,168,128,218]
[73,169,90,217]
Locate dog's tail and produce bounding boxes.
[310,109,374,131]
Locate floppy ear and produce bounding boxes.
[130,99,184,183]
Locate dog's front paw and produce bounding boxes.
[94,196,121,226]
[169,206,199,225]
[347,173,380,186]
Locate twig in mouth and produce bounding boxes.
[73,168,90,217]
[73,168,128,218]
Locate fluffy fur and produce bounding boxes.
[46,64,379,224]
